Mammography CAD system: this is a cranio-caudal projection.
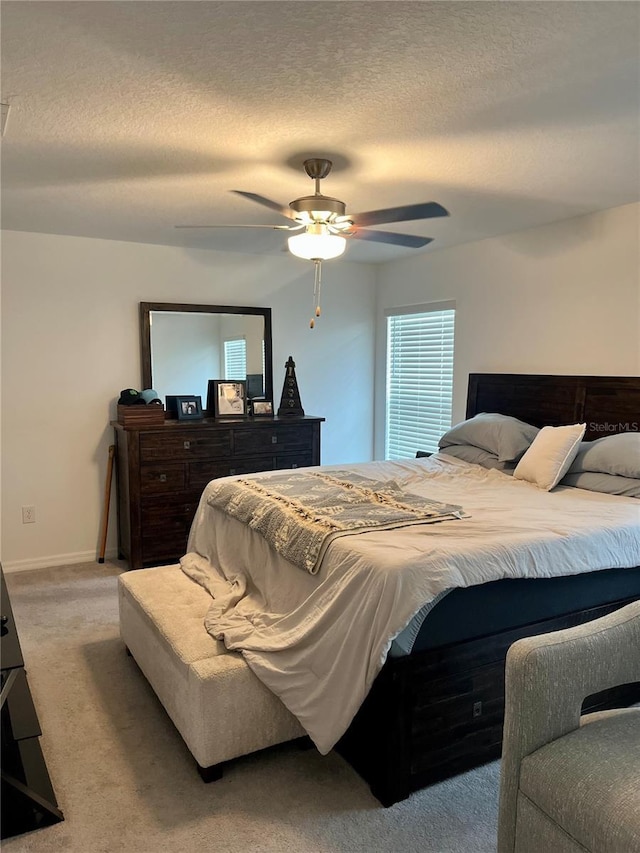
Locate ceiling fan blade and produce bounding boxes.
[348,228,433,248]
[347,202,449,228]
[232,190,299,221]
[175,223,300,231]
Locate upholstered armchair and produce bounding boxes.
[498,600,640,853]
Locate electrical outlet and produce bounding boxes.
[22,505,36,524]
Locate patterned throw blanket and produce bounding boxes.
[206,469,463,574]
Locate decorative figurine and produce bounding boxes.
[277,356,305,417]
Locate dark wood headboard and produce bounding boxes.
[466,374,640,441]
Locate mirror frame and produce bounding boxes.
[140,301,273,405]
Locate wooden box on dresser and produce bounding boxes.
[113,416,324,570]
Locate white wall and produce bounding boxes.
[375,204,640,458]
[1,231,376,570]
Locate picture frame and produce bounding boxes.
[175,395,203,421]
[252,400,273,417]
[208,380,247,418]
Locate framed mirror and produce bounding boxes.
[140,302,273,413]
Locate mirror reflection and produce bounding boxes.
[140,303,273,411]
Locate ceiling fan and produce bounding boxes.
[176,158,449,327]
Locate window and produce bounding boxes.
[385,302,455,459]
[224,338,246,381]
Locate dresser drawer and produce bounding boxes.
[141,495,199,531]
[142,534,190,565]
[140,463,186,495]
[233,424,314,456]
[140,429,232,461]
[275,452,314,470]
[188,459,266,490]
[191,456,279,484]
[234,456,276,476]
[141,497,198,564]
[410,663,505,745]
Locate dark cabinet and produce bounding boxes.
[1,568,64,839]
[113,416,323,570]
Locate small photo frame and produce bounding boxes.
[208,380,247,418]
[175,395,203,421]
[252,400,273,417]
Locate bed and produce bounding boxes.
[180,373,640,805]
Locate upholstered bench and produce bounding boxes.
[118,564,305,779]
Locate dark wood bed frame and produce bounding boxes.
[336,373,640,806]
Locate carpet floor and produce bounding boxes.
[3,562,499,853]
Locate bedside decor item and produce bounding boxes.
[140,388,161,405]
[252,400,273,417]
[117,403,165,428]
[208,380,247,418]
[246,373,265,400]
[176,395,203,421]
[118,388,146,406]
[117,386,165,427]
[277,357,305,417]
[165,396,180,417]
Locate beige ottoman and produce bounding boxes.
[118,564,305,780]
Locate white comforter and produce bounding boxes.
[181,455,640,753]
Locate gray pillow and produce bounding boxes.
[436,445,515,473]
[439,413,539,462]
[568,433,640,479]
[560,471,640,498]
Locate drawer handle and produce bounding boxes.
[159,473,168,483]
[271,435,278,444]
[183,440,191,450]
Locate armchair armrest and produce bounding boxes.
[498,599,640,853]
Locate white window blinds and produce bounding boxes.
[385,303,455,459]
[224,338,247,381]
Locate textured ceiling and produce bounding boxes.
[1,1,639,263]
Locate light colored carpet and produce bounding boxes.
[3,562,499,853]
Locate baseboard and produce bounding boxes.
[2,548,119,573]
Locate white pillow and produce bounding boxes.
[513,423,586,491]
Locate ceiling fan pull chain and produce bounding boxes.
[316,260,322,318]
[310,259,322,329]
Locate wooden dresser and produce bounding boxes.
[113,416,323,570]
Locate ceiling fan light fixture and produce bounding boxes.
[290,194,346,220]
[287,225,346,261]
